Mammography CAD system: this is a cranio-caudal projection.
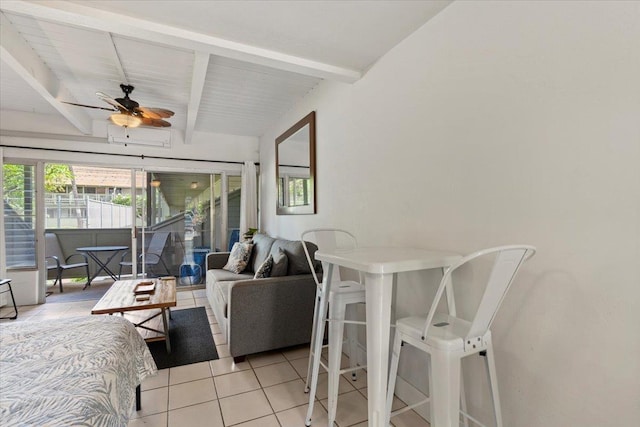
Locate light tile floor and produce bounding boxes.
[0,288,430,427]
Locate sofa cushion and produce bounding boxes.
[248,233,276,273]
[209,269,254,283]
[254,254,273,279]
[223,242,254,274]
[270,239,317,275]
[270,248,288,277]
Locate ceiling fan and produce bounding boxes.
[62,84,174,128]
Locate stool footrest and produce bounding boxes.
[390,397,430,419]
[340,365,366,375]
[325,318,367,326]
[460,409,486,427]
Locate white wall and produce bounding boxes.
[259,1,640,426]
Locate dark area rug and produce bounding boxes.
[147,306,218,369]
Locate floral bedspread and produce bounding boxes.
[0,315,157,427]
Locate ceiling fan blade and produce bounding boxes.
[96,91,127,111]
[61,101,117,111]
[137,106,175,119]
[140,117,172,128]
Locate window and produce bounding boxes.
[46,164,137,229]
[3,163,37,268]
[279,175,312,207]
[288,176,311,206]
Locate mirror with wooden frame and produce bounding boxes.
[276,111,316,215]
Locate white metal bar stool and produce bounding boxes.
[301,229,367,426]
[385,245,536,427]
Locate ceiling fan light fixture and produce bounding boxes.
[150,179,161,188]
[110,112,141,128]
[190,182,198,189]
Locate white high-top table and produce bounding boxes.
[314,247,462,427]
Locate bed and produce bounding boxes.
[0,315,157,426]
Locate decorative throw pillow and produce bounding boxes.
[270,248,289,277]
[223,242,254,274]
[254,254,274,279]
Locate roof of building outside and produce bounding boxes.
[64,166,146,188]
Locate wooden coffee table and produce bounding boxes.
[91,278,177,353]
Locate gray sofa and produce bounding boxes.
[205,233,318,362]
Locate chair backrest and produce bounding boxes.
[423,245,536,341]
[45,233,65,262]
[301,228,359,288]
[145,231,170,257]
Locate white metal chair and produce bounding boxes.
[301,229,367,426]
[385,245,536,427]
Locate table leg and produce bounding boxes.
[161,308,171,353]
[84,250,124,286]
[364,272,394,427]
[84,253,99,287]
[99,251,124,280]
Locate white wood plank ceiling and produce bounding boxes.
[0,1,451,140]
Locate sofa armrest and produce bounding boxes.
[206,252,230,270]
[227,275,317,357]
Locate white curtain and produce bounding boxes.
[240,161,258,234]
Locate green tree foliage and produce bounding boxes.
[3,164,73,211]
[45,164,73,192]
[3,164,34,212]
[112,192,145,218]
[2,164,25,198]
[3,163,73,194]
[111,193,131,206]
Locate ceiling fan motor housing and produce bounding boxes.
[116,84,139,112]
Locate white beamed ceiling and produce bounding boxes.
[0,1,452,140]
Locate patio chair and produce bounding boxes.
[45,233,90,293]
[118,231,171,278]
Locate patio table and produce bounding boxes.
[76,246,129,286]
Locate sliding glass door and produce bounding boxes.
[144,171,211,285]
[143,171,240,286]
[42,164,138,290]
[2,157,243,294]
